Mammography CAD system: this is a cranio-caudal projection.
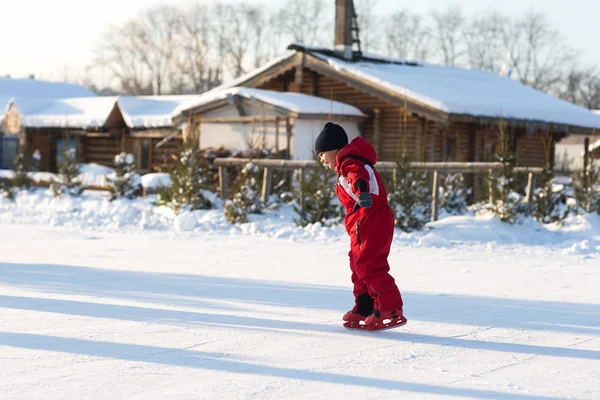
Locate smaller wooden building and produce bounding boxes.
[172,87,367,160]
[3,95,202,173]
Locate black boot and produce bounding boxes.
[343,293,374,321]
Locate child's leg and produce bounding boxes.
[349,250,368,299]
[352,212,403,311]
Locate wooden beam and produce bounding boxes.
[299,167,305,212]
[129,130,175,139]
[524,172,535,203]
[218,165,228,199]
[373,108,381,155]
[261,167,273,203]
[295,63,303,86]
[213,158,544,174]
[286,117,293,159]
[431,170,440,222]
[197,116,280,124]
[312,71,319,96]
[275,117,280,152]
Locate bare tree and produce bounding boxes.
[172,2,221,93]
[560,66,600,109]
[384,9,431,61]
[463,11,509,72]
[354,0,381,53]
[213,3,271,79]
[508,11,576,93]
[134,5,181,95]
[430,7,466,66]
[93,23,153,95]
[276,0,331,46]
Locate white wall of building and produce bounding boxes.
[195,103,363,160]
[293,119,360,160]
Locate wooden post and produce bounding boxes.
[524,172,534,203]
[218,165,228,199]
[285,117,292,160]
[261,167,273,203]
[197,122,201,149]
[299,167,305,212]
[431,170,440,222]
[373,108,381,156]
[488,169,494,204]
[584,137,590,174]
[392,167,398,192]
[148,138,154,172]
[275,117,280,153]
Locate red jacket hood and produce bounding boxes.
[336,137,377,166]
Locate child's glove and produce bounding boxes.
[357,192,372,208]
[353,179,372,210]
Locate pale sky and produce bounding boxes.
[2,0,598,85]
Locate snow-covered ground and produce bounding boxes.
[1,189,599,399]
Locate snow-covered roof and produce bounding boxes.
[0,77,95,99]
[117,95,203,128]
[8,95,204,129]
[11,97,118,129]
[172,87,367,119]
[0,77,96,118]
[231,43,600,129]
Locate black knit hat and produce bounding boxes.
[314,122,348,154]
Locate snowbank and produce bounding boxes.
[1,188,598,255]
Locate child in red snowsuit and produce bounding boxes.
[315,122,406,330]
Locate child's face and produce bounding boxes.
[318,150,338,170]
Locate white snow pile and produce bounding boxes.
[0,187,599,255]
[1,164,154,191]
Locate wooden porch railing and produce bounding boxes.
[213,158,544,222]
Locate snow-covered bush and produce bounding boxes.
[0,177,14,200]
[10,148,39,189]
[388,154,431,232]
[224,162,265,224]
[531,167,574,224]
[440,173,470,215]
[574,160,600,214]
[107,152,141,200]
[479,124,529,224]
[158,139,212,212]
[293,157,342,227]
[51,148,84,197]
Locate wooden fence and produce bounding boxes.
[213,158,544,222]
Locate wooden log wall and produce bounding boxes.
[29,131,52,171]
[256,69,450,162]
[81,136,121,167]
[255,66,556,169]
[516,133,547,168]
[150,137,182,172]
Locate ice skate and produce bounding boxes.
[364,309,407,331]
[342,293,373,329]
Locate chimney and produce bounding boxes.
[335,0,358,60]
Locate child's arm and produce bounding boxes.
[340,159,373,210]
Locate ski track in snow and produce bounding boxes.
[1,191,600,399]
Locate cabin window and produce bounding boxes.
[131,139,150,171]
[0,137,18,169]
[445,135,457,161]
[56,138,77,166]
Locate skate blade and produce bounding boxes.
[366,318,408,332]
[343,321,368,330]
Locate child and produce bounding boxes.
[314,122,407,331]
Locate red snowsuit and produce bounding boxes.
[336,137,404,312]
